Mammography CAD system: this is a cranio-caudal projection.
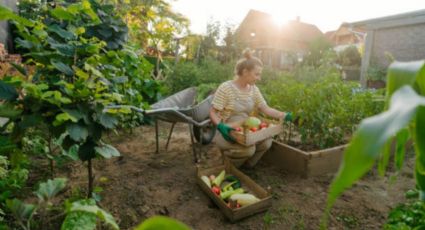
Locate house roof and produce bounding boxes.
[280,20,323,42]
[346,9,425,29]
[236,9,323,44]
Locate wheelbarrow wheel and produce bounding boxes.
[193,123,216,145]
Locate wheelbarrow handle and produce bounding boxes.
[103,105,145,114]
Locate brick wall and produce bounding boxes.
[371,23,425,67]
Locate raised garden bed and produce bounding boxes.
[262,141,347,177]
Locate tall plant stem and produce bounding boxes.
[87,158,93,198]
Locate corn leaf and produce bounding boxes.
[326,86,425,208]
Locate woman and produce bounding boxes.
[209,49,292,168]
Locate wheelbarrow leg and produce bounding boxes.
[165,122,176,151]
[188,124,199,163]
[198,126,204,159]
[155,119,159,154]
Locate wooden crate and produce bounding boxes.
[196,161,272,222]
[262,141,347,177]
[230,117,282,146]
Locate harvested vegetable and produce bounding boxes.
[224,175,241,189]
[211,186,221,195]
[212,170,225,187]
[220,188,244,200]
[201,175,211,188]
[229,193,260,206]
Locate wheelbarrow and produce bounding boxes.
[106,87,216,163]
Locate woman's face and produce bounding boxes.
[242,66,262,85]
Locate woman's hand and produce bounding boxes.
[283,112,293,122]
[217,122,235,143]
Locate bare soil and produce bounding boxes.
[55,121,415,229]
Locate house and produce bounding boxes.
[327,24,366,52]
[235,10,323,69]
[346,9,425,86]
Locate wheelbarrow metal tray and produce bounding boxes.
[147,87,213,125]
[196,161,272,222]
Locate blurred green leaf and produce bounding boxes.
[6,199,36,224]
[61,211,97,230]
[67,124,88,142]
[0,80,19,101]
[51,59,74,76]
[327,86,425,208]
[35,178,67,202]
[135,216,190,230]
[95,144,120,159]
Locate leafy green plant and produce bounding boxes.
[4,178,118,230]
[260,73,384,150]
[384,201,425,229]
[367,64,387,82]
[324,60,425,227]
[165,58,233,94]
[0,1,126,197]
[337,46,361,67]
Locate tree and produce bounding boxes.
[108,0,189,77]
[304,36,333,67]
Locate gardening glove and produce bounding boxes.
[217,122,235,143]
[283,112,301,126]
[283,112,293,122]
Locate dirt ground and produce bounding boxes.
[57,121,415,230]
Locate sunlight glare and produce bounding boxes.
[269,7,291,26]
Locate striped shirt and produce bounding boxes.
[212,81,267,121]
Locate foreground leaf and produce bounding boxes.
[67,199,118,230]
[61,211,97,230]
[326,86,425,209]
[135,216,190,230]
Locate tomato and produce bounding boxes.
[259,122,268,129]
[250,127,258,132]
[234,127,242,132]
[211,186,221,195]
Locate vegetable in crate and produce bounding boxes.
[230,193,260,206]
[244,117,261,129]
[201,175,211,188]
[224,175,241,189]
[220,188,244,200]
[212,170,225,187]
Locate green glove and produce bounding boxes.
[217,122,235,143]
[284,112,293,122]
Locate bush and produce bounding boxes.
[337,46,362,67]
[164,58,233,95]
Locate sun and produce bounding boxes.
[269,9,291,26]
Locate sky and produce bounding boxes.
[171,0,425,34]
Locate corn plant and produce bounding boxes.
[324,60,425,227]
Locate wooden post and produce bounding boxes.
[360,30,374,87]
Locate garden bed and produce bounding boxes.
[25,122,417,229]
[263,141,347,177]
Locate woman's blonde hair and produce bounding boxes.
[235,49,263,76]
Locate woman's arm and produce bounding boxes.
[209,107,222,126]
[258,104,286,119]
